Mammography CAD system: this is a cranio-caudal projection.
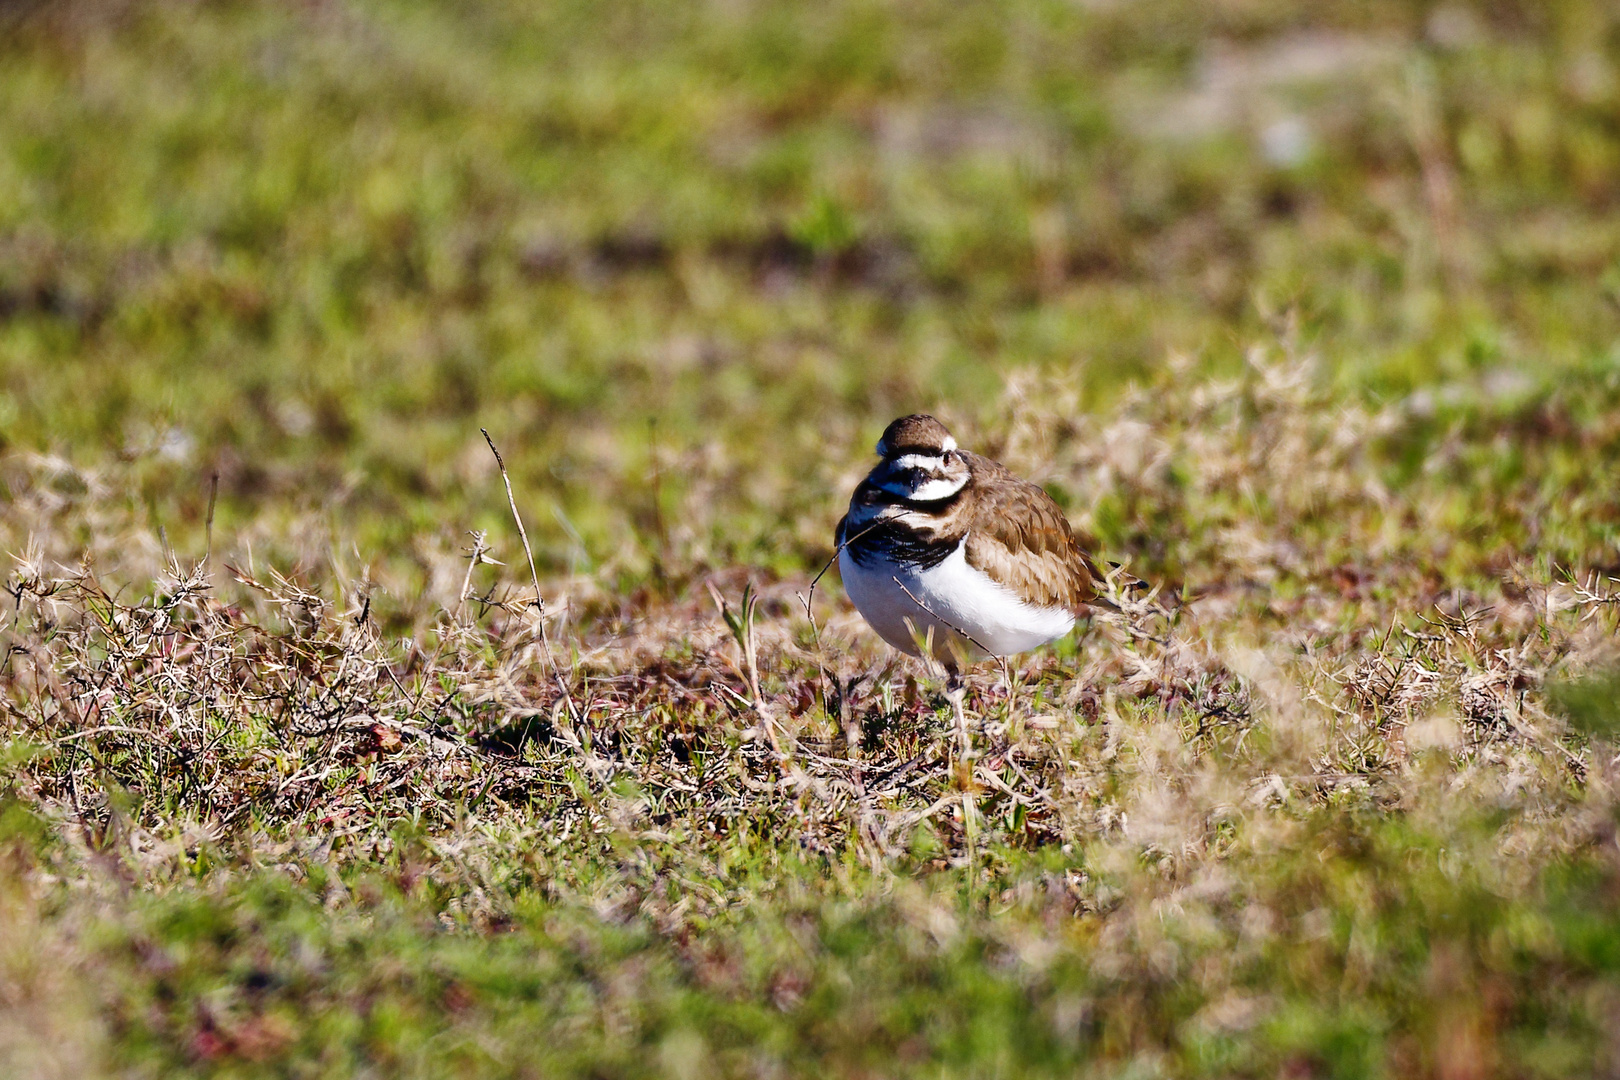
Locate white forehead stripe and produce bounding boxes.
[893,453,945,470]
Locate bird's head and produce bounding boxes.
[869,414,970,502]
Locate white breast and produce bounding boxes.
[838,541,1076,660]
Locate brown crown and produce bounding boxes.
[875,414,955,457]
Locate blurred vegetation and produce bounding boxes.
[4,0,1620,593]
[5,0,1620,1077]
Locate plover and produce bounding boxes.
[836,414,1105,744]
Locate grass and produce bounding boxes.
[4,0,1620,1076]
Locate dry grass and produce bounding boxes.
[4,347,1620,1075]
[4,345,1605,882]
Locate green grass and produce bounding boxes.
[5,0,1620,588]
[5,0,1620,1076]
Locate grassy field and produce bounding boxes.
[5,0,1620,1076]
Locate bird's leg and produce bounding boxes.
[946,665,980,882]
[946,667,972,764]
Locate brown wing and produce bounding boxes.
[961,455,1100,612]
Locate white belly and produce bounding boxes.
[838,542,1076,660]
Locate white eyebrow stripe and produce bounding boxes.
[940,436,956,452]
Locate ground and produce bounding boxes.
[4,1,1620,1077]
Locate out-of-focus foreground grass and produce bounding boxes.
[5,1,1620,1076]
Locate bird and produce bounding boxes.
[834,414,1105,747]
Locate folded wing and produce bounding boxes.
[961,456,1100,613]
